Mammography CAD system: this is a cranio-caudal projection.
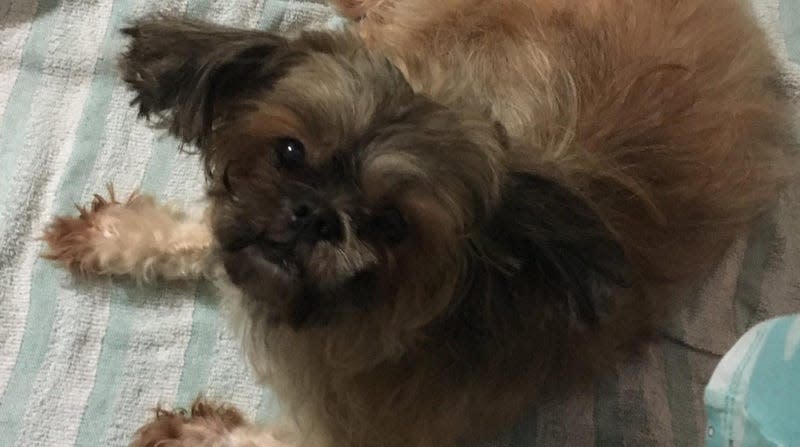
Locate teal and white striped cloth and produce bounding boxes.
[705,315,800,447]
[0,1,798,446]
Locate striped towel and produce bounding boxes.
[0,1,797,446]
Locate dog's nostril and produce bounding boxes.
[290,200,343,243]
[308,210,343,243]
[316,215,342,241]
[292,203,312,221]
[317,221,331,237]
[314,210,343,242]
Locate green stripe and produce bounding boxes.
[72,288,146,446]
[663,339,697,447]
[594,372,623,447]
[259,0,289,29]
[619,381,653,445]
[782,0,800,64]
[184,0,214,19]
[732,211,779,335]
[175,282,220,405]
[0,267,64,446]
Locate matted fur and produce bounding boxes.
[43,1,796,446]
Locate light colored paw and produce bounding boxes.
[130,399,247,447]
[41,185,139,275]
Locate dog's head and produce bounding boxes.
[121,17,628,344]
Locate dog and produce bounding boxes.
[42,0,796,446]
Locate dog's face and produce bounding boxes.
[121,17,627,338]
[204,49,509,328]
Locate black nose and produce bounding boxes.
[291,201,344,243]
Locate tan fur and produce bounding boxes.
[339,0,795,280]
[130,398,266,447]
[243,2,795,444]
[43,186,213,282]
[42,1,797,447]
[130,396,310,446]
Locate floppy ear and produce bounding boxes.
[472,172,631,328]
[119,16,298,148]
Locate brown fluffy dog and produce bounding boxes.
[42,1,795,446]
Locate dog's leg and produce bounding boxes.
[327,0,376,19]
[130,399,296,447]
[42,186,213,283]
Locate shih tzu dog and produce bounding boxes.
[43,0,796,446]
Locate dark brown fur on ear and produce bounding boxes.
[468,173,629,333]
[119,16,298,148]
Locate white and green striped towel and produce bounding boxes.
[0,1,798,446]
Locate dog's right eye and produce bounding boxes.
[275,138,306,169]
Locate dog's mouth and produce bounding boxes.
[221,232,303,282]
[253,239,300,273]
[219,232,379,328]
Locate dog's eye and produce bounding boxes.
[373,207,407,243]
[275,138,306,169]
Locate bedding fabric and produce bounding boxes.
[0,1,798,446]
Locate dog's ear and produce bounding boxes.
[119,16,299,148]
[472,172,631,329]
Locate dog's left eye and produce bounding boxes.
[275,138,306,169]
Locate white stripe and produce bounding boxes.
[100,285,197,446]
[205,323,264,420]
[207,0,265,26]
[278,3,335,32]
[0,0,115,400]
[0,0,37,123]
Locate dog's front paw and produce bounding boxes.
[130,399,246,447]
[42,185,138,275]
